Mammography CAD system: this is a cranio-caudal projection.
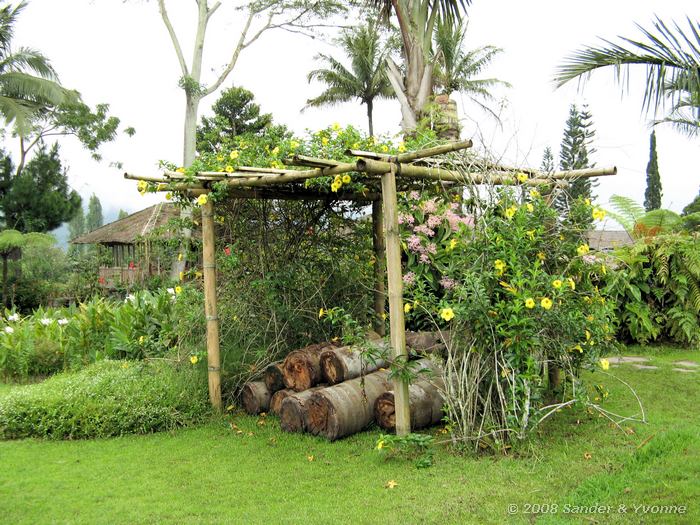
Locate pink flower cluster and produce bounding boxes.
[403,272,416,285]
[439,277,457,290]
[398,213,415,226]
[413,224,435,237]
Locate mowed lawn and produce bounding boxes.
[1,347,698,525]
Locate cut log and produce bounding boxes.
[269,388,295,415]
[263,362,286,393]
[279,387,325,433]
[320,342,388,385]
[405,330,451,354]
[241,381,271,415]
[282,342,333,392]
[305,369,391,441]
[375,375,446,431]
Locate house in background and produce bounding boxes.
[586,230,634,252]
[71,203,190,288]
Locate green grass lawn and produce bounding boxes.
[1,347,698,524]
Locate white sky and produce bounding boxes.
[10,0,700,222]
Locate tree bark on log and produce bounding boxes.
[241,381,271,415]
[405,331,451,354]
[375,375,446,431]
[282,342,333,392]
[269,388,295,415]
[263,362,286,393]
[279,387,325,433]
[320,343,388,385]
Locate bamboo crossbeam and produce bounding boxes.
[124,173,171,183]
[346,139,473,164]
[285,155,341,168]
[220,163,357,188]
[549,167,617,179]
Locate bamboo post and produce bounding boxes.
[372,200,386,336]
[201,197,222,411]
[381,164,410,436]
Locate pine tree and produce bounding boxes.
[85,194,103,232]
[643,131,662,211]
[540,146,555,173]
[68,205,85,256]
[556,104,597,211]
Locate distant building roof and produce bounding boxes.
[71,203,185,245]
[587,230,634,251]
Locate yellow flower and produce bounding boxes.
[592,207,606,221]
[225,165,234,173]
[321,137,329,146]
[526,203,534,213]
[178,253,183,262]
[342,174,351,184]
[505,206,517,220]
[552,279,563,289]
[527,229,535,240]
[331,122,341,132]
[376,439,385,450]
[318,308,325,318]
[195,271,202,279]
[404,303,412,314]
[138,335,145,344]
[216,154,224,162]
[190,355,199,365]
[525,298,535,309]
[397,142,406,153]
[540,297,553,310]
[585,329,591,340]
[440,307,455,321]
[586,315,594,322]
[352,142,360,149]
[494,259,506,275]
[176,167,185,174]
[601,264,607,275]
[175,286,182,295]
[331,181,341,192]
[179,271,184,281]
[516,172,528,184]
[599,358,610,371]
[137,180,147,192]
[197,194,208,206]
[165,192,172,201]
[573,344,583,353]
[567,278,576,290]
[290,140,299,150]
[449,238,458,250]
[577,244,590,256]
[381,144,389,153]
[529,189,540,198]
[584,198,591,206]
[537,252,546,261]
[229,150,239,160]
[385,480,398,489]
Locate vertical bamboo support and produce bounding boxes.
[201,197,222,411]
[372,199,386,336]
[381,165,411,436]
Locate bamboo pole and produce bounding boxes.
[201,198,222,411]
[372,200,386,336]
[286,155,341,168]
[381,164,410,436]
[346,139,473,163]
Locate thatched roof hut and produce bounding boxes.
[586,230,634,251]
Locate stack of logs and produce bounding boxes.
[241,332,448,441]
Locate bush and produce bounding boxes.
[605,233,700,346]
[0,360,209,439]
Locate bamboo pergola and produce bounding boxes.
[126,139,617,436]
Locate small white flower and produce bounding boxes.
[57,318,69,326]
[40,318,52,326]
[4,326,14,334]
[125,294,136,303]
[167,288,175,295]
[7,313,19,322]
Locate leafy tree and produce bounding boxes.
[196,86,272,153]
[117,209,129,220]
[372,0,470,132]
[0,143,80,233]
[306,20,394,137]
[644,130,662,211]
[68,204,86,256]
[432,18,509,119]
[85,194,103,232]
[682,187,700,231]
[555,17,700,136]
[540,146,555,173]
[556,104,597,212]
[0,229,53,307]
[0,1,73,135]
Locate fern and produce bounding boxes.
[605,195,645,233]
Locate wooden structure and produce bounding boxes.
[71,203,188,288]
[125,140,616,435]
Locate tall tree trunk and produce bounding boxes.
[367,99,374,137]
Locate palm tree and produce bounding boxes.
[554,17,700,136]
[370,0,471,133]
[305,21,394,137]
[433,19,510,123]
[0,1,72,135]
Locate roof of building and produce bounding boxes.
[587,229,634,251]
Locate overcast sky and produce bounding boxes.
[10,0,700,223]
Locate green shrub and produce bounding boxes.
[0,360,209,439]
[606,233,700,346]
